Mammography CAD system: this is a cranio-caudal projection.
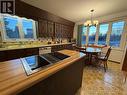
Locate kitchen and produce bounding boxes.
[0,0,86,95]
[0,0,127,95]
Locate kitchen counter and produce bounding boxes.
[0,50,85,95]
[0,43,73,51]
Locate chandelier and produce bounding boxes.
[84,9,99,27]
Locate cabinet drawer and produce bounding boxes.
[25,48,39,56]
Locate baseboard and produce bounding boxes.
[108,60,120,64]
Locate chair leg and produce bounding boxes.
[125,74,127,83]
[105,61,108,69]
[104,62,107,72]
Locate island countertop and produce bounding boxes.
[0,50,85,95]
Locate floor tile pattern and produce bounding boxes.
[76,61,127,95]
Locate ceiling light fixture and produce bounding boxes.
[84,9,99,27]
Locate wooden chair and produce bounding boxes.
[97,46,111,72]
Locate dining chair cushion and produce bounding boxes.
[98,55,107,61]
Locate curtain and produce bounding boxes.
[77,24,83,46]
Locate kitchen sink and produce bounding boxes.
[21,52,70,75]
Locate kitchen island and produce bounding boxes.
[0,50,85,95]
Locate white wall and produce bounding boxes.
[73,11,127,63]
[75,10,127,25]
[109,49,124,63]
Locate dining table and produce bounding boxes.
[80,47,102,64]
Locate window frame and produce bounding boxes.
[81,26,87,45]
[0,14,37,42]
[109,20,125,48]
[88,25,97,44]
[98,23,109,45]
[81,19,126,49]
[21,17,37,40]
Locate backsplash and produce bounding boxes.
[0,38,68,48]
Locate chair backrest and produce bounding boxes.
[104,46,111,60]
[101,46,110,54]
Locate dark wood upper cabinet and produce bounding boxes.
[15,0,75,26]
[62,25,68,38]
[54,23,73,39]
[55,23,62,38]
[38,20,54,38]
[38,19,48,38]
[61,25,73,38]
[15,0,74,39]
[47,21,54,38]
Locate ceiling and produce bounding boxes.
[22,0,127,22]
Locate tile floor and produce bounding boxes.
[76,61,127,95]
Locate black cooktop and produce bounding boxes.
[24,55,50,70]
[21,52,70,75]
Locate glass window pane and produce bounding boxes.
[110,21,125,47]
[3,16,20,39]
[88,26,96,44]
[22,19,34,38]
[82,26,87,45]
[98,24,109,45]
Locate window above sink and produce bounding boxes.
[0,14,37,42]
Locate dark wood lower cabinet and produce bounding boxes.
[18,58,84,95]
[51,44,73,52]
[0,48,39,62]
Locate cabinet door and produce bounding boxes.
[25,48,39,56]
[0,51,8,62]
[0,48,39,62]
[38,19,47,38]
[47,21,54,38]
[69,26,74,38]
[61,25,73,38]
[55,23,62,38]
[61,25,67,38]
